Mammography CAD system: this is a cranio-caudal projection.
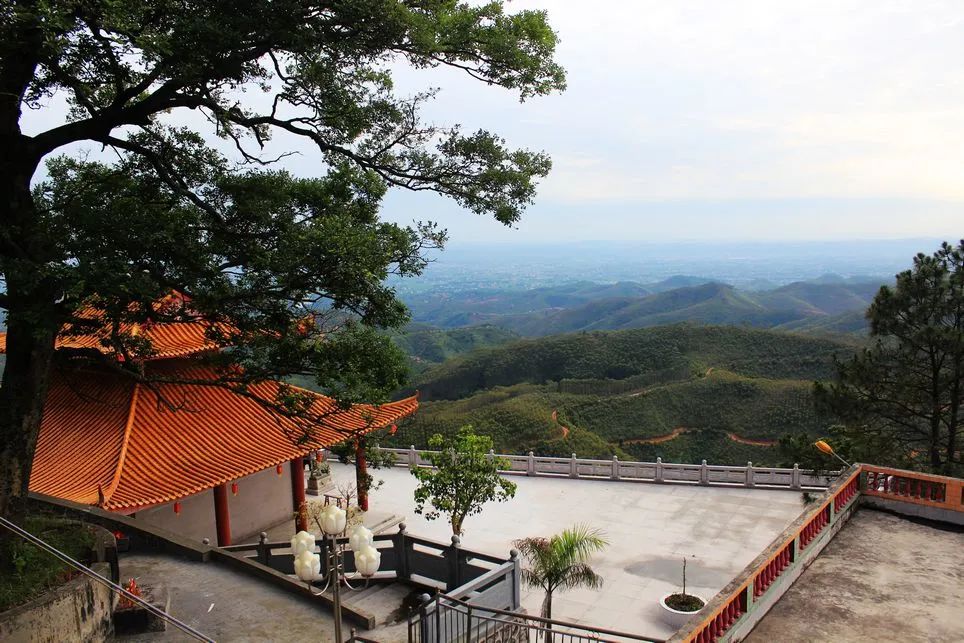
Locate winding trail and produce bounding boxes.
[622,427,689,445]
[726,433,778,447]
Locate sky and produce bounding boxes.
[383,0,964,243]
[24,1,964,245]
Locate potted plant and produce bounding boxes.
[306,453,332,496]
[659,556,705,629]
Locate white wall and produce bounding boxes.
[135,487,216,544]
[132,461,301,545]
[229,463,297,543]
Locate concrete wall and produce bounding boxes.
[862,495,964,526]
[0,562,114,643]
[133,464,298,545]
[726,500,858,641]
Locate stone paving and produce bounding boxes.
[333,462,807,639]
[116,552,339,643]
[746,509,964,643]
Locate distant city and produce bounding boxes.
[392,238,944,294]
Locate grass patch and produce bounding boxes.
[0,515,95,612]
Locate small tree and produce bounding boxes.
[411,427,516,536]
[514,524,607,640]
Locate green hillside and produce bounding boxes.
[498,282,879,337]
[404,281,653,327]
[410,324,852,401]
[387,325,854,465]
[391,325,519,373]
[773,310,869,336]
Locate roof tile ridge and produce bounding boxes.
[101,381,141,506]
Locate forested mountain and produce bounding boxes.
[403,276,882,337]
[388,325,855,466]
[408,324,853,401]
[404,280,657,327]
[391,325,520,374]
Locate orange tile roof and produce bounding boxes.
[29,359,418,512]
[0,293,229,360]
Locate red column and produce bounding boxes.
[355,437,369,511]
[290,456,307,532]
[213,483,231,546]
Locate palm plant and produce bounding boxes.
[514,525,608,641]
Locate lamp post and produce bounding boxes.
[291,504,381,642]
[814,439,852,468]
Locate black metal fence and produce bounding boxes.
[409,594,665,643]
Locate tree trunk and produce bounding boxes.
[355,437,368,511]
[543,591,553,643]
[0,155,61,519]
[929,413,943,472]
[947,374,960,475]
[0,304,59,518]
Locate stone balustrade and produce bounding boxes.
[371,447,838,491]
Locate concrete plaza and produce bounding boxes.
[332,462,807,639]
[746,509,964,643]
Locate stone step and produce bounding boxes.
[341,582,411,626]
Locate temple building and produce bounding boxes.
[0,295,418,546]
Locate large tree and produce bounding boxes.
[0,1,565,518]
[816,240,964,475]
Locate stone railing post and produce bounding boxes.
[611,455,620,481]
[446,535,462,591]
[791,463,802,490]
[655,456,664,483]
[745,461,755,488]
[527,451,536,476]
[569,453,578,479]
[700,459,709,486]
[393,523,409,580]
[509,548,522,610]
[408,444,417,468]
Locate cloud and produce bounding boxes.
[22,1,964,242]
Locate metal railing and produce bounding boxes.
[374,447,838,490]
[222,522,522,630]
[409,593,666,643]
[0,516,214,643]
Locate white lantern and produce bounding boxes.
[294,549,321,582]
[348,524,373,551]
[319,504,347,535]
[353,545,381,577]
[290,530,315,556]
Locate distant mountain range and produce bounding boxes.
[403,275,883,338]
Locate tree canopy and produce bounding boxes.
[816,240,963,475]
[411,426,516,535]
[0,0,565,517]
